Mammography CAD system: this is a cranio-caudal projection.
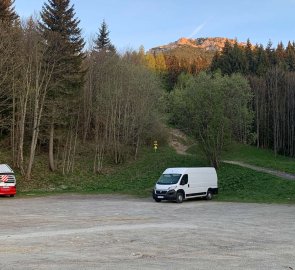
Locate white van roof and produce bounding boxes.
[163,167,216,174]
[0,164,14,174]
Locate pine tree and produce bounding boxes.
[0,0,18,25]
[39,0,85,92]
[230,41,248,74]
[218,40,233,75]
[275,42,286,67]
[265,40,275,66]
[211,40,249,75]
[285,41,295,71]
[245,39,255,74]
[39,0,85,172]
[94,20,116,53]
[210,51,221,72]
[255,44,269,76]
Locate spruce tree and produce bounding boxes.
[39,0,85,172]
[285,41,295,71]
[211,40,250,75]
[230,41,248,74]
[265,40,275,66]
[39,0,85,92]
[245,39,254,74]
[94,20,116,53]
[275,42,286,67]
[210,51,221,72]
[255,44,269,76]
[0,0,18,25]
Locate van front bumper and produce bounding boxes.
[153,190,177,201]
[0,186,16,196]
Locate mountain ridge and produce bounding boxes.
[149,37,248,54]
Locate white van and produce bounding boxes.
[152,167,218,203]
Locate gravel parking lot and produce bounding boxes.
[0,194,294,270]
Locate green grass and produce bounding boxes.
[218,163,295,204]
[222,143,295,174]
[3,142,295,204]
[185,143,295,203]
[17,146,206,196]
[186,142,295,174]
[186,144,202,157]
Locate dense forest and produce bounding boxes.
[145,39,295,160]
[0,0,294,177]
[210,40,295,157]
[0,0,164,178]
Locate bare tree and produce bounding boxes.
[81,50,163,171]
[22,20,54,179]
[0,21,22,168]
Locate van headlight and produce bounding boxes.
[167,186,177,191]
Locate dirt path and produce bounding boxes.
[168,128,193,155]
[223,160,295,181]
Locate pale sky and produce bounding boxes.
[15,0,295,51]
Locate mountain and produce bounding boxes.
[145,37,251,87]
[149,37,248,54]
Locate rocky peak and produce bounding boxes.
[150,37,249,54]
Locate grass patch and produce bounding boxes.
[186,142,295,203]
[17,146,206,197]
[3,142,295,204]
[185,144,199,155]
[217,163,295,204]
[222,143,295,174]
[187,142,295,175]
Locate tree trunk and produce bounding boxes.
[49,122,55,171]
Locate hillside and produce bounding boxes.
[146,37,250,78]
[149,37,247,54]
[10,130,295,204]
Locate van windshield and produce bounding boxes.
[157,174,181,185]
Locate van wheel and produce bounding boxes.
[10,195,15,198]
[176,192,184,203]
[154,198,161,202]
[206,190,213,200]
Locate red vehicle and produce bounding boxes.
[0,164,16,197]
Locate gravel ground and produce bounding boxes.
[0,194,294,270]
